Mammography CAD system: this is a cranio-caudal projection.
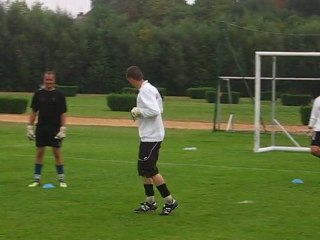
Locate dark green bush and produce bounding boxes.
[280,94,312,106]
[261,91,279,100]
[122,87,167,99]
[122,87,138,94]
[221,91,240,104]
[56,85,79,97]
[205,91,240,104]
[300,106,312,125]
[186,87,215,99]
[157,87,167,100]
[107,94,136,111]
[0,97,28,114]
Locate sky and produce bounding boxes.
[3,0,196,17]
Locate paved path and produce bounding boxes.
[0,114,307,132]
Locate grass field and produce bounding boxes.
[1,122,320,240]
[0,92,306,125]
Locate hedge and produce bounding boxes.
[186,87,215,99]
[300,106,312,125]
[122,87,167,99]
[56,85,79,97]
[205,91,240,104]
[280,94,312,106]
[107,94,136,111]
[261,91,279,100]
[122,87,138,94]
[0,97,28,114]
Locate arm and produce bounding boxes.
[308,98,320,129]
[60,112,67,127]
[139,91,162,118]
[27,110,37,140]
[28,110,37,125]
[55,96,67,139]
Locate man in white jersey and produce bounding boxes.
[308,96,320,157]
[126,66,179,216]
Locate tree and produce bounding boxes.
[288,0,320,16]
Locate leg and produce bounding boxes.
[28,147,45,187]
[142,176,154,203]
[154,173,179,216]
[134,142,159,213]
[134,176,158,212]
[310,132,320,158]
[153,173,174,204]
[52,147,67,187]
[137,141,178,215]
[310,146,320,157]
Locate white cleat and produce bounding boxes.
[59,182,68,188]
[28,181,40,187]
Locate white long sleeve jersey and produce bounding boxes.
[309,96,320,131]
[137,81,165,142]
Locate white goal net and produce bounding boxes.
[254,51,320,153]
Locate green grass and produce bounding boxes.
[0,92,306,125]
[1,122,319,240]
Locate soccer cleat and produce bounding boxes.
[159,200,179,216]
[59,182,68,188]
[134,202,158,213]
[28,181,40,188]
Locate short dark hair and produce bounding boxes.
[126,66,143,80]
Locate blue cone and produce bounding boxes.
[42,183,55,189]
[292,179,304,184]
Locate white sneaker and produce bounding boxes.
[59,182,68,188]
[28,181,40,187]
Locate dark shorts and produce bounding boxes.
[311,131,320,147]
[138,142,162,178]
[35,125,62,148]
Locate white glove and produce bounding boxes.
[55,126,67,139]
[27,125,36,140]
[131,107,142,121]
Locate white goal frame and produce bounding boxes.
[254,51,320,153]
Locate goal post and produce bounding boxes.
[254,51,320,153]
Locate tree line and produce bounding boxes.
[0,0,319,96]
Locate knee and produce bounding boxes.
[310,146,320,157]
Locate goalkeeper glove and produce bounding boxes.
[131,107,142,121]
[27,125,36,140]
[55,126,67,139]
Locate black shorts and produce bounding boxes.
[35,125,62,148]
[138,142,162,178]
[311,131,320,146]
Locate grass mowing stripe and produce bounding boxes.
[9,153,320,174]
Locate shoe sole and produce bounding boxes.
[134,209,157,213]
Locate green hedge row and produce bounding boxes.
[0,97,28,114]
[122,87,138,94]
[280,94,312,106]
[300,106,312,125]
[107,94,136,111]
[56,85,79,97]
[205,91,240,104]
[261,91,280,100]
[186,87,215,99]
[121,87,166,100]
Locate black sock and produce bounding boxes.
[144,184,154,197]
[156,183,171,198]
[34,163,43,181]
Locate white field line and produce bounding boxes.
[8,153,320,175]
[0,144,30,149]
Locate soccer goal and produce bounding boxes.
[254,51,320,153]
